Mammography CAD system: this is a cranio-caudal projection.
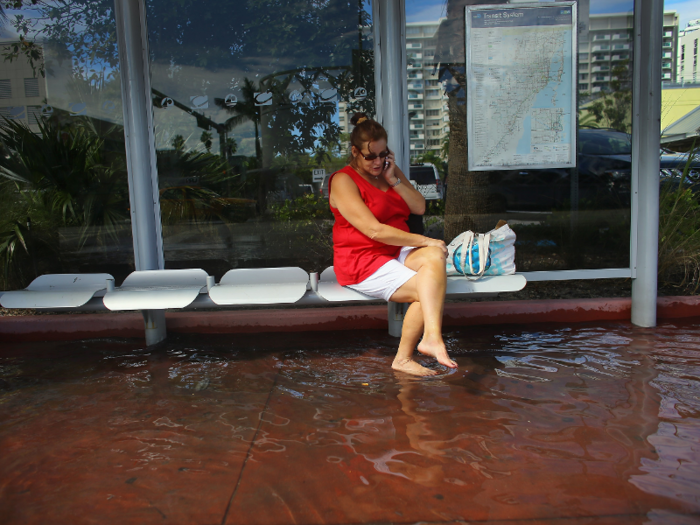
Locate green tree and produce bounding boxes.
[200,131,213,152]
[584,60,633,133]
[436,0,510,240]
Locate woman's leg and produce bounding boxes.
[390,246,457,370]
[392,302,438,376]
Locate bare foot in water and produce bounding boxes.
[417,337,458,368]
[392,357,438,376]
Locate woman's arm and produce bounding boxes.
[331,172,446,253]
[381,155,425,215]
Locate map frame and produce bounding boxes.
[465,2,578,172]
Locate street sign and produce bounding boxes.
[312,168,326,182]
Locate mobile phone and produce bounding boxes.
[383,159,389,171]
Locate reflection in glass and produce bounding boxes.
[406,0,634,272]
[146,0,375,276]
[0,0,132,290]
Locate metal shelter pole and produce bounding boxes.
[631,0,663,327]
[114,0,167,345]
[373,0,410,337]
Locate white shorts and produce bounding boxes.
[347,246,417,301]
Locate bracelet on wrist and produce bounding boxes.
[389,178,401,188]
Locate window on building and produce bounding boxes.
[27,105,42,126]
[0,79,11,99]
[24,78,40,98]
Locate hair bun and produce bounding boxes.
[350,112,369,126]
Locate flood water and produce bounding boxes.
[1,320,700,524]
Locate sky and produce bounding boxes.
[406,0,700,30]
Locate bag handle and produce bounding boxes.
[461,232,490,281]
[458,231,473,278]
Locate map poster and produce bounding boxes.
[465,3,577,171]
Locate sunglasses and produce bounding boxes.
[359,149,390,161]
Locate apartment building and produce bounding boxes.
[0,42,47,131]
[578,11,679,94]
[678,19,700,84]
[337,20,449,161]
[405,20,449,160]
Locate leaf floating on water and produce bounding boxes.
[194,378,210,391]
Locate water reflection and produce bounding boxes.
[1,321,700,521]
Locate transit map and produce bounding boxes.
[465,3,577,171]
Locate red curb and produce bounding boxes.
[1,296,699,343]
[443,297,632,326]
[165,306,388,334]
[657,295,700,319]
[0,313,144,342]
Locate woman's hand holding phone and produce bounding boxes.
[381,150,399,186]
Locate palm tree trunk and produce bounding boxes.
[443,69,492,241]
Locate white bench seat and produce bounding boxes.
[103,269,209,311]
[0,273,114,309]
[316,266,526,302]
[209,267,309,305]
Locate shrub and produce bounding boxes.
[658,149,700,293]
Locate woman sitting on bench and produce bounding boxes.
[328,112,458,376]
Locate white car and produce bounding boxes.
[409,163,444,201]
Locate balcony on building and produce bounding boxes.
[409,143,425,151]
[408,72,423,80]
[410,112,424,120]
[612,33,630,40]
[406,42,422,49]
[591,65,610,72]
[410,133,425,140]
[593,33,611,41]
[410,123,424,130]
[592,44,611,52]
[408,93,424,101]
[408,62,422,70]
[611,54,630,62]
[662,42,673,48]
[663,72,672,80]
[613,44,631,51]
[592,54,610,62]
[408,103,424,110]
[408,53,423,60]
[664,31,674,37]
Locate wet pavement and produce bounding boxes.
[1,320,700,524]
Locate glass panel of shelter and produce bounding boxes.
[0,0,639,292]
[0,1,133,290]
[145,0,375,278]
[406,0,634,273]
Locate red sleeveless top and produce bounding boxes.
[329,165,410,286]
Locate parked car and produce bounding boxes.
[486,128,700,212]
[409,163,444,201]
